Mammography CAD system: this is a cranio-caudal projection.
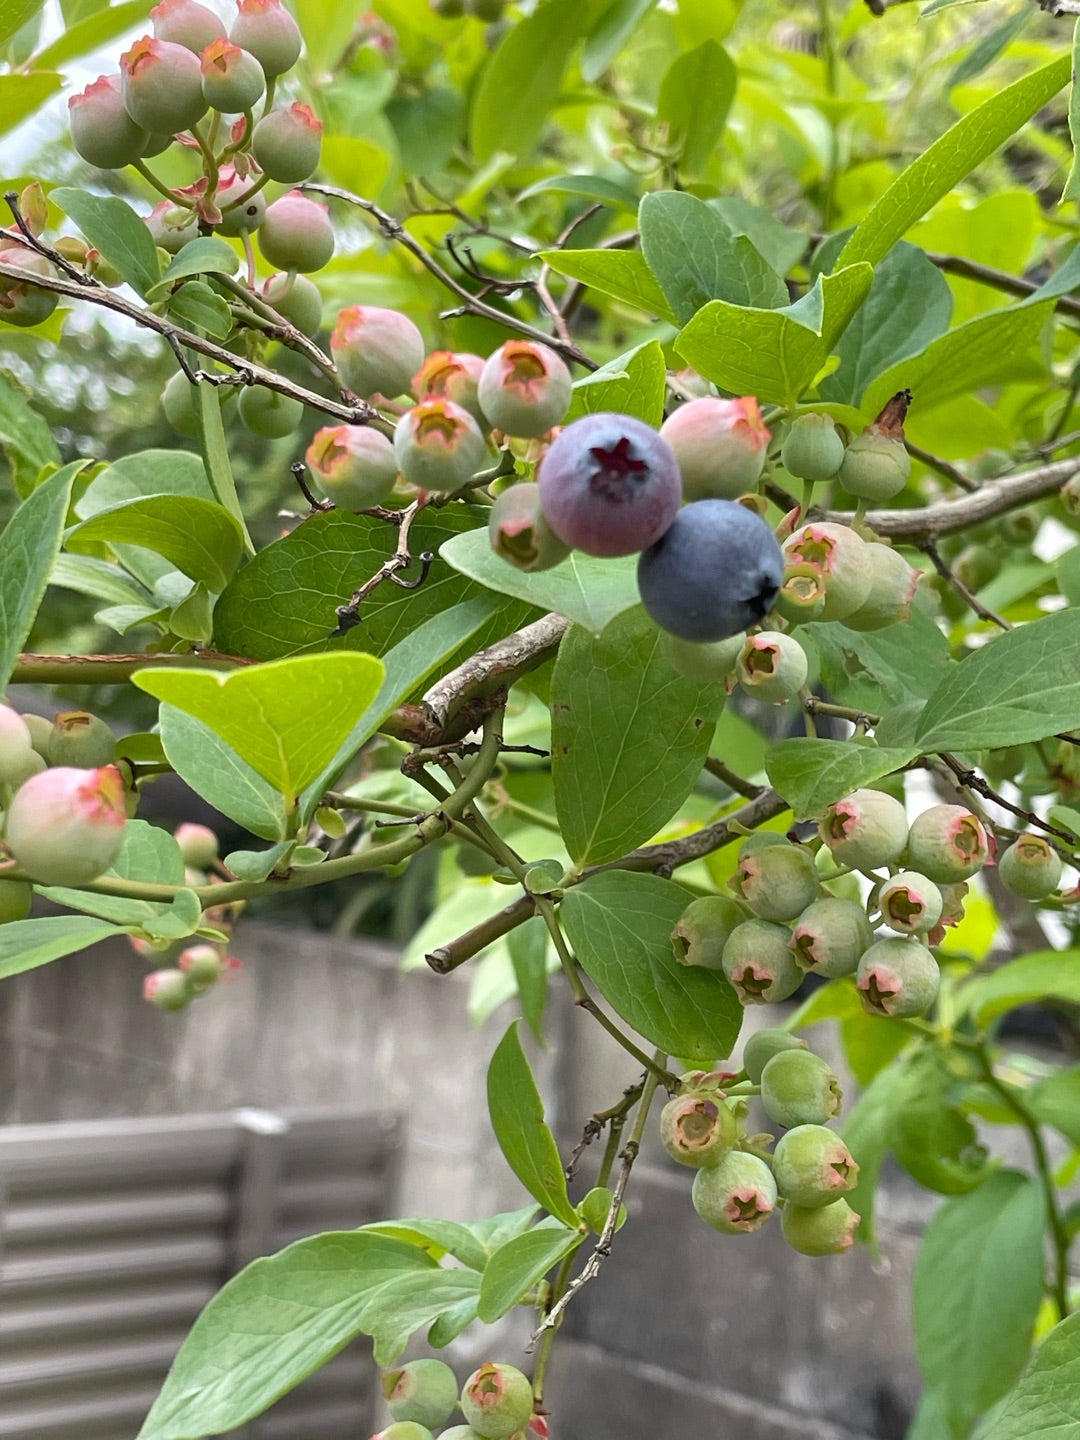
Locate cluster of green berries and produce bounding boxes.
[780,391,913,503]
[660,1049,860,1257]
[374,1358,541,1440]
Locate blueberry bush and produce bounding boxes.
[3,0,1080,1436]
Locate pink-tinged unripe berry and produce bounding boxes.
[0,248,59,328]
[477,340,572,439]
[229,0,302,76]
[843,542,923,632]
[0,879,32,923]
[145,201,198,254]
[772,1124,860,1208]
[488,481,570,572]
[722,919,803,1005]
[413,350,485,424]
[760,1049,842,1128]
[152,0,227,52]
[69,74,150,170]
[837,389,911,502]
[660,1093,738,1168]
[662,630,745,682]
[736,631,808,705]
[394,398,488,492]
[730,842,818,923]
[998,833,1064,900]
[21,713,52,758]
[660,396,770,501]
[742,1028,808,1085]
[263,273,323,336]
[790,897,873,978]
[905,804,990,884]
[7,749,46,788]
[692,1150,777,1234]
[381,1359,458,1430]
[199,38,265,112]
[143,967,193,1011]
[306,425,398,508]
[238,384,303,438]
[671,895,744,969]
[781,522,872,621]
[819,788,909,871]
[252,102,322,182]
[46,711,117,768]
[257,191,334,272]
[4,765,127,885]
[780,411,846,482]
[120,36,208,135]
[331,305,426,400]
[772,563,827,625]
[460,1363,533,1440]
[174,822,219,868]
[213,166,267,235]
[538,413,682,558]
[877,871,943,935]
[856,936,940,1018]
[0,704,34,784]
[177,943,228,993]
[782,1197,860,1256]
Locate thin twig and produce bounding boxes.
[330,501,433,635]
[919,538,1012,630]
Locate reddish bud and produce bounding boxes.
[306,424,399,508]
[120,35,208,134]
[4,765,127,885]
[660,396,770,501]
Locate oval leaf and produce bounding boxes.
[68,494,245,592]
[0,461,82,689]
[477,1223,581,1322]
[765,738,917,821]
[487,1022,579,1228]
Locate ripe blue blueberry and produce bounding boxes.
[637,499,783,642]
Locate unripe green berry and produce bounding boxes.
[0,704,35,785]
[174,822,218,867]
[662,630,744,682]
[660,1092,738,1168]
[478,340,572,439]
[6,749,46,787]
[199,38,265,112]
[780,412,845,482]
[257,191,334,274]
[488,482,571,572]
[306,424,399,509]
[692,1150,777,1234]
[905,804,989,883]
[213,167,267,236]
[742,1028,808,1085]
[228,0,302,77]
[877,871,943,935]
[671,895,744,968]
[382,1359,459,1430]
[772,1124,859,1208]
[856,936,940,1018]
[438,1430,483,1440]
[0,248,59,328]
[413,350,486,425]
[781,1197,860,1255]
[177,942,228,993]
[659,395,770,501]
[145,202,198,253]
[262,273,323,337]
[722,919,803,1004]
[162,371,201,437]
[120,35,208,135]
[842,543,923,631]
[143,967,193,1010]
[68,73,150,169]
[395,398,489,492]
[953,543,998,594]
[729,842,818,923]
[736,631,808,704]
[251,102,322,183]
[0,879,32,923]
[782,522,872,621]
[998,832,1064,900]
[460,1363,533,1440]
[819,788,909,871]
[22,712,53,758]
[152,0,227,52]
[837,429,911,502]
[46,711,117,768]
[332,305,426,400]
[372,1425,434,1440]
[790,897,873,978]
[772,564,827,625]
[239,385,304,438]
[760,1049,842,1128]
[4,765,127,885]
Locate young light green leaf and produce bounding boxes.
[51,188,161,297]
[0,461,82,690]
[470,0,582,163]
[50,553,151,608]
[566,339,667,427]
[0,914,134,980]
[359,1217,492,1273]
[77,448,214,516]
[765,739,917,821]
[913,1171,1045,1438]
[195,383,253,553]
[560,871,742,1062]
[159,704,287,841]
[0,0,45,46]
[581,0,654,81]
[30,0,146,68]
[979,1312,1080,1440]
[67,495,246,592]
[517,173,639,212]
[551,607,724,865]
[134,653,385,800]
[0,72,63,137]
[838,55,1071,270]
[915,609,1080,750]
[655,40,736,179]
[477,1223,581,1323]
[151,237,241,292]
[955,949,1080,1026]
[710,197,806,276]
[487,1021,580,1227]
[535,248,677,324]
[508,915,551,1045]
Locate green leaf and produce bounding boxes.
[30,0,146,68]
[859,300,1053,420]
[842,1058,902,1257]
[0,72,62,137]
[77,448,214,515]
[487,1022,580,1227]
[470,0,583,163]
[892,1047,995,1196]
[581,0,654,81]
[157,703,288,840]
[517,173,639,213]
[916,610,1080,750]
[508,915,551,1044]
[560,871,742,1063]
[817,242,954,407]
[1065,21,1080,202]
[838,55,1071,270]
[477,1223,581,1323]
[551,607,724,865]
[133,653,385,800]
[956,949,1080,1026]
[136,1233,479,1438]
[0,461,81,690]
[914,1171,1045,1438]
[50,188,161,297]
[51,553,151,609]
[0,0,45,46]
[213,510,534,661]
[765,739,917,821]
[359,1217,491,1273]
[638,192,786,324]
[68,495,245,592]
[40,819,192,930]
[979,1312,1080,1439]
[0,914,133,980]
[166,281,233,340]
[1027,1066,1080,1148]
[151,237,241,292]
[710,197,806,277]
[675,265,874,407]
[811,609,952,711]
[655,40,736,180]
[195,382,253,554]
[565,339,667,427]
[0,371,60,495]
[535,247,677,324]
[440,528,639,635]
[949,6,1033,91]
[841,1009,911,1087]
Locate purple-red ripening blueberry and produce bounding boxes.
[537,412,681,557]
[637,499,783,642]
[332,305,426,400]
[251,102,322,182]
[151,0,227,53]
[477,339,572,438]
[228,0,302,76]
[120,35,208,134]
[69,74,150,169]
[199,38,265,112]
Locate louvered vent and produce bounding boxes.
[0,1108,401,1439]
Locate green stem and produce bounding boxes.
[501,797,562,833]
[532,1248,577,1404]
[132,160,192,208]
[190,122,219,193]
